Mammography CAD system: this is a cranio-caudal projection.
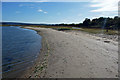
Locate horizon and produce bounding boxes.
[1,15,119,25]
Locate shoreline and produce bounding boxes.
[22,27,118,78]
[20,27,50,78]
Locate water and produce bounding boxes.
[72,27,81,29]
[2,26,42,78]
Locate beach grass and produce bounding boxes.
[79,28,118,35]
[40,26,118,35]
[3,25,118,35]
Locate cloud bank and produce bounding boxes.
[90,0,119,12]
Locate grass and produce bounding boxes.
[79,28,118,35]
[52,27,72,31]
[23,25,119,35]
[48,26,118,35]
[2,24,118,35]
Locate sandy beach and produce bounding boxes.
[23,27,118,78]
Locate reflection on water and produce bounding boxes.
[2,26,42,78]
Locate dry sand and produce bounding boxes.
[24,27,118,78]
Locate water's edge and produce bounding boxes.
[20,27,48,78]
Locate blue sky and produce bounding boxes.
[2,1,118,24]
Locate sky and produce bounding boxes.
[2,0,119,24]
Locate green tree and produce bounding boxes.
[83,18,91,27]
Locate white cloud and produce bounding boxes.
[90,0,119,12]
[36,0,49,2]
[38,9,43,12]
[44,12,48,14]
[18,4,35,9]
[38,9,48,14]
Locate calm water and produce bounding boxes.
[2,26,42,78]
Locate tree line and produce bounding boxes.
[51,16,120,30]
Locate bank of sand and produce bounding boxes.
[24,27,118,78]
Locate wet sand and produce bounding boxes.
[23,27,118,78]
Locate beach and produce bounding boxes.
[23,27,118,78]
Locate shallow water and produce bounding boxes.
[2,26,42,78]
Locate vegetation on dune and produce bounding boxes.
[51,16,120,30]
[1,16,120,35]
[79,28,118,35]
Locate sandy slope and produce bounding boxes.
[25,27,118,78]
